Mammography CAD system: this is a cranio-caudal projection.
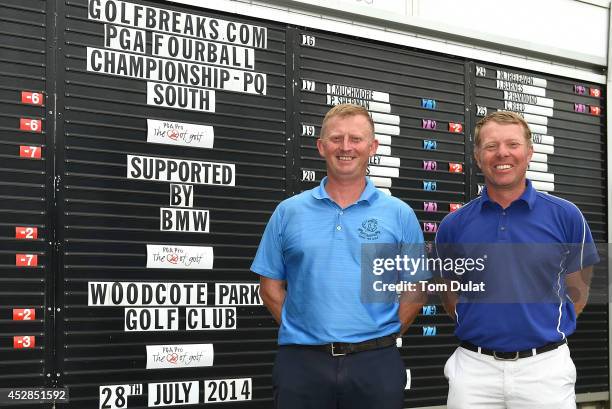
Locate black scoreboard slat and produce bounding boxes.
[56,0,285,407]
[472,62,608,395]
[0,0,52,398]
[296,29,466,408]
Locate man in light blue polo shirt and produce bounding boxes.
[251,104,429,409]
[436,111,599,409]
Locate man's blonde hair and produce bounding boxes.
[474,111,532,148]
[320,104,375,138]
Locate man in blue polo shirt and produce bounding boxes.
[435,111,598,409]
[251,104,429,409]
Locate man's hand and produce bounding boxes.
[565,266,593,316]
[259,276,287,324]
[398,285,427,335]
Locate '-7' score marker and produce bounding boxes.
[15,254,38,267]
[19,146,42,159]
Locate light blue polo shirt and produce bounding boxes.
[435,180,599,351]
[251,177,430,345]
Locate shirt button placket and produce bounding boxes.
[335,210,343,239]
[499,210,508,239]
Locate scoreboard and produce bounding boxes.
[0,0,606,408]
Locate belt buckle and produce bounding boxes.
[493,351,519,361]
[331,343,347,357]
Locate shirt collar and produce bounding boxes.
[312,176,379,204]
[479,179,536,211]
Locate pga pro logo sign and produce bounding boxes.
[146,245,213,269]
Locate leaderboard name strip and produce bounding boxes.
[0,0,51,394]
[296,30,466,408]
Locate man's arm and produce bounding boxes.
[437,278,458,320]
[398,286,428,335]
[259,276,286,324]
[565,266,593,316]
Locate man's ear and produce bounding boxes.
[316,138,325,158]
[369,138,379,156]
[527,143,534,163]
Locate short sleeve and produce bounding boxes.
[250,204,287,280]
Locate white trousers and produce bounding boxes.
[445,344,576,409]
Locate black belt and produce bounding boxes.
[293,334,398,357]
[460,339,567,361]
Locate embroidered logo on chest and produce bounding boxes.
[358,218,381,240]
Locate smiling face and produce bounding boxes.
[317,113,378,183]
[475,121,533,196]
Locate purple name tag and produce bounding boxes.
[422,119,437,130]
[423,160,437,170]
[423,222,438,233]
[423,202,438,212]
